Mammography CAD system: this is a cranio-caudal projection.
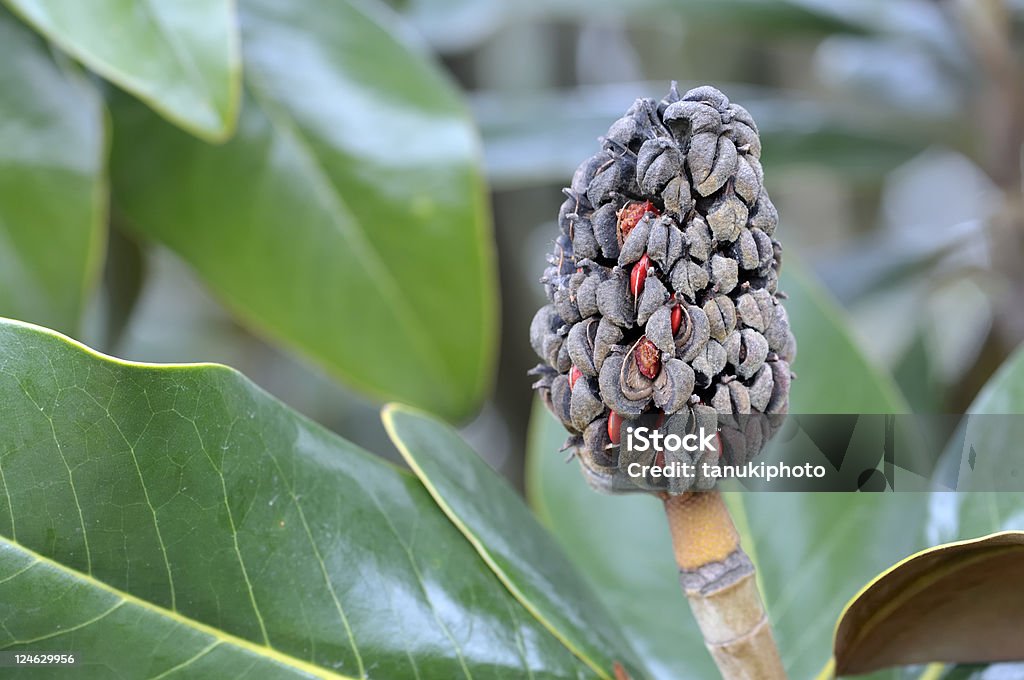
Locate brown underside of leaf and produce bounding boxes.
[834,531,1024,675]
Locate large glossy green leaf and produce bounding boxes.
[833,531,1024,675]
[0,11,106,334]
[526,261,930,679]
[111,0,497,422]
[2,0,240,140]
[383,404,643,680]
[0,318,593,678]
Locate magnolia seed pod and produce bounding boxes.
[710,254,739,294]
[550,373,573,430]
[599,352,650,416]
[748,188,778,235]
[582,417,613,462]
[592,203,621,259]
[566,317,599,376]
[542,331,564,372]
[605,114,644,150]
[637,138,684,194]
[724,328,770,379]
[706,190,748,243]
[570,378,605,431]
[752,228,774,272]
[684,85,730,110]
[712,380,752,416]
[588,155,637,206]
[653,358,695,413]
[671,259,710,302]
[661,174,693,218]
[766,360,791,414]
[530,304,560,360]
[597,268,636,327]
[645,305,676,354]
[553,271,585,324]
[685,215,713,262]
[730,229,760,270]
[531,83,794,496]
[764,303,794,355]
[637,275,669,326]
[571,214,601,260]
[726,118,761,157]
[735,288,775,332]
[620,338,657,401]
[695,136,738,197]
[734,155,761,204]
[677,304,711,362]
[692,339,727,383]
[575,267,607,319]
[572,151,613,195]
[704,295,737,342]
[593,317,623,372]
[686,131,721,188]
[618,215,654,266]
[747,364,775,412]
[554,334,572,373]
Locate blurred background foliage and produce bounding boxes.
[3,0,1024,677]
[3,0,1024,483]
[398,0,1024,482]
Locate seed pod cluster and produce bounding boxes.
[530,84,796,495]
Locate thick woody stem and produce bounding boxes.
[663,491,786,680]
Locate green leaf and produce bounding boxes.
[929,345,1024,544]
[0,318,593,678]
[110,0,497,422]
[0,11,106,334]
[526,401,715,680]
[95,226,147,352]
[526,261,928,679]
[2,0,240,141]
[781,262,908,415]
[510,0,865,34]
[826,347,1024,678]
[383,404,643,680]
[833,531,1024,676]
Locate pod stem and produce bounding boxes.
[662,491,787,680]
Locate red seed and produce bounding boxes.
[630,254,650,298]
[635,337,661,379]
[607,412,624,445]
[670,303,683,336]
[568,365,583,389]
[617,200,660,242]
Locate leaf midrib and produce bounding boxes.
[0,536,357,680]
